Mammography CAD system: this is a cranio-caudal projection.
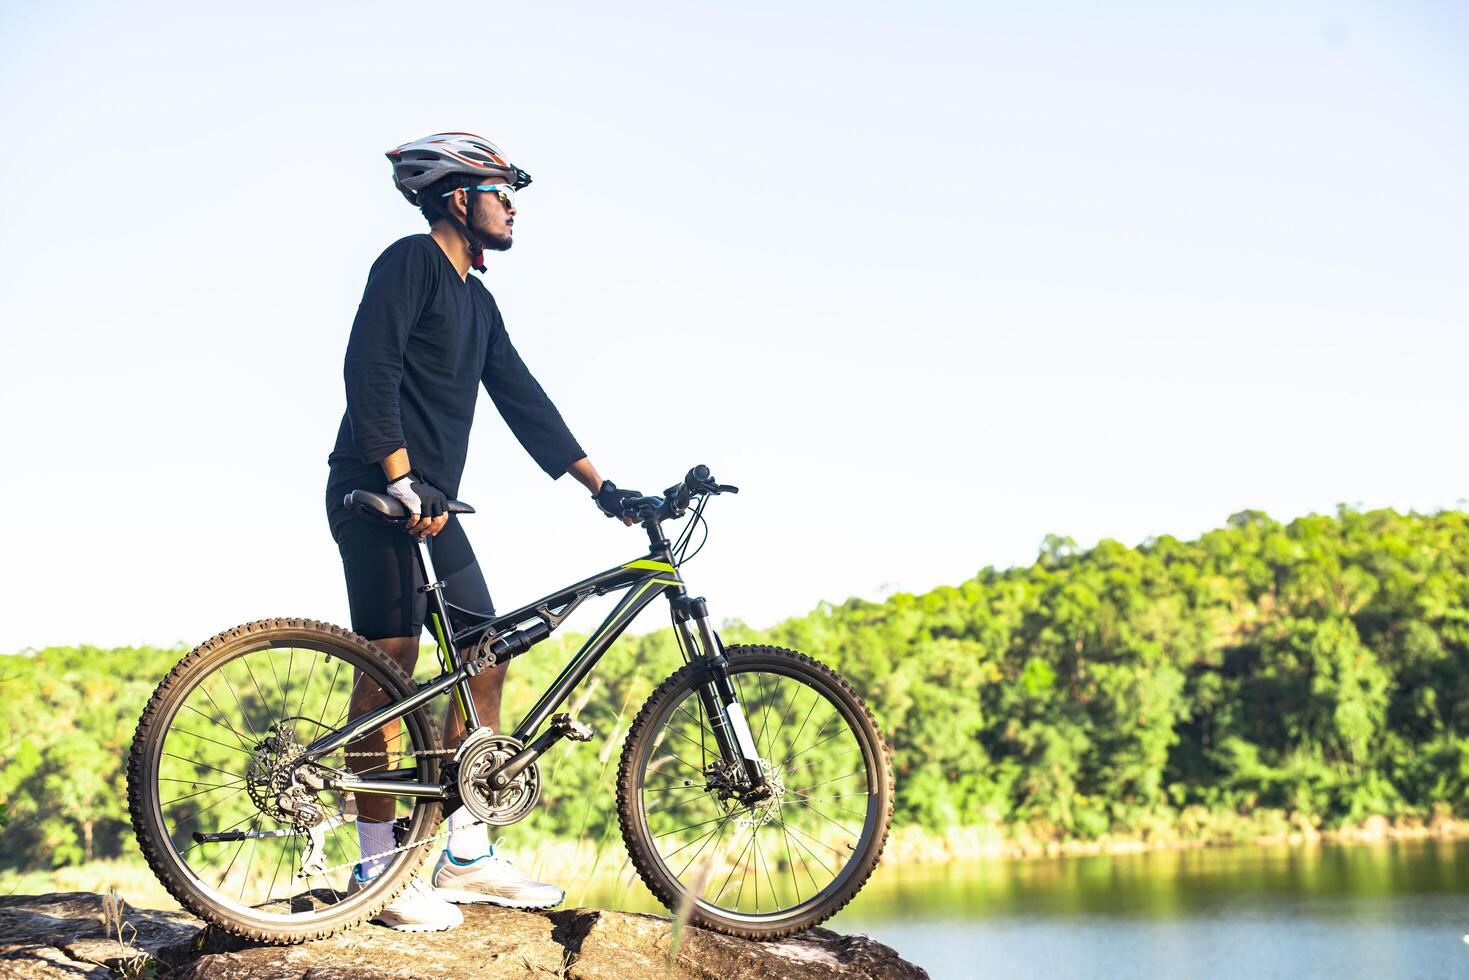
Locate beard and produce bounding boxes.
[479,229,513,252]
[467,197,513,251]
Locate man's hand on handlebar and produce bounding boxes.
[594,481,642,526]
[602,466,740,526]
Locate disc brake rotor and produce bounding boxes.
[244,722,308,820]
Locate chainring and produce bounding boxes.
[455,731,541,826]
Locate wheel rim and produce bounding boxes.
[141,637,437,923]
[635,658,884,922]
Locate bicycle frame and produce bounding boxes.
[297,518,759,801]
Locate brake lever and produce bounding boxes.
[717,483,739,494]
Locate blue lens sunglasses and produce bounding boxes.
[443,183,515,209]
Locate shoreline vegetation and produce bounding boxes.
[4,506,1469,909]
[5,821,1465,915]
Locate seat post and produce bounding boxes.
[413,535,441,593]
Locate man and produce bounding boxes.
[324,132,640,931]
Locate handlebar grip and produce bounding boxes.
[620,495,663,518]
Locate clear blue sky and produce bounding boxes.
[1,1,1465,652]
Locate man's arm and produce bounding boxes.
[480,310,586,479]
[565,457,603,494]
[343,241,433,473]
[480,314,635,524]
[378,447,413,483]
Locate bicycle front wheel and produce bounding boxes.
[617,644,894,939]
[126,618,443,943]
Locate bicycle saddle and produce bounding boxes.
[344,489,476,525]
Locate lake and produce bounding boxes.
[15,836,1469,977]
[820,839,1469,979]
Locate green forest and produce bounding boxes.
[3,506,1468,875]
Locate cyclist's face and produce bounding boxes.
[468,185,516,252]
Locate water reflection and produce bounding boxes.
[819,840,1469,979]
[582,840,1469,977]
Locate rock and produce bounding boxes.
[0,892,927,979]
[0,891,201,977]
[0,944,113,979]
[549,908,923,980]
[172,904,567,980]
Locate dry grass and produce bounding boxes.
[100,890,155,979]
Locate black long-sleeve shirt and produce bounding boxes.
[327,235,584,498]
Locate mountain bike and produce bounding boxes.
[127,465,894,943]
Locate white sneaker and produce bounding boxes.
[345,864,463,932]
[431,841,566,909]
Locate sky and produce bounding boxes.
[1,1,1466,653]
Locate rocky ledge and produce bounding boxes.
[0,892,927,979]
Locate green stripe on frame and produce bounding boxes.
[430,610,471,720]
[622,559,677,573]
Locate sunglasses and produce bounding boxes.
[443,183,516,209]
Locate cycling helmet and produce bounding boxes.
[386,132,533,206]
[385,132,532,273]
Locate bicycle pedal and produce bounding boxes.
[552,712,596,742]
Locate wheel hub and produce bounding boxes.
[732,759,786,830]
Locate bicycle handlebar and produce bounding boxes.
[620,464,738,523]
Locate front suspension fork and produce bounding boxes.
[679,605,769,796]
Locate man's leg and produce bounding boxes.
[328,488,461,931]
[446,663,508,742]
[429,518,501,860]
[423,524,564,908]
[349,635,420,824]
[342,634,422,884]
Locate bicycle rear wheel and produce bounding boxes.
[126,618,443,942]
[617,644,894,939]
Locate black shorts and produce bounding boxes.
[325,470,495,640]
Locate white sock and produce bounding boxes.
[447,808,489,860]
[356,818,396,879]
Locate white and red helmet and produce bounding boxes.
[385,132,532,205]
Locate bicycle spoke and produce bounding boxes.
[783,722,847,768]
[780,818,848,858]
[282,646,295,722]
[160,783,246,807]
[192,687,254,750]
[788,790,869,821]
[166,784,249,835]
[675,810,734,880]
[714,827,757,906]
[647,790,715,816]
[787,793,862,841]
[217,665,261,741]
[781,695,822,769]
[653,811,730,840]
[777,808,837,880]
[321,655,346,733]
[237,655,276,731]
[294,646,317,722]
[169,727,254,758]
[162,752,243,783]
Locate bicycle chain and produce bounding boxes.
[313,745,474,875]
